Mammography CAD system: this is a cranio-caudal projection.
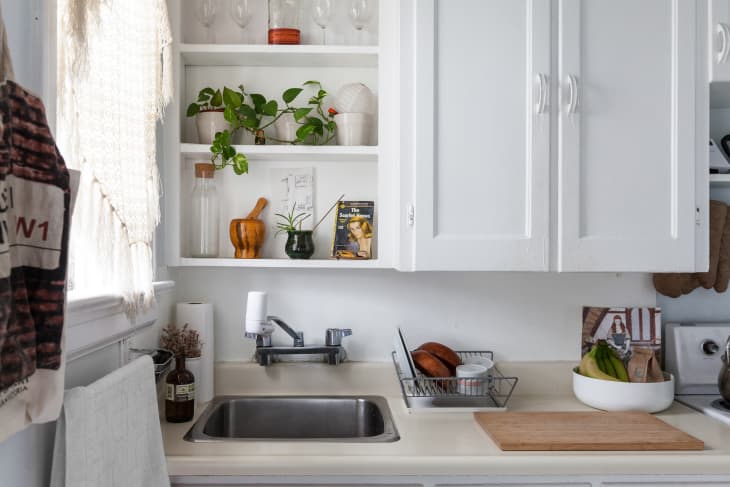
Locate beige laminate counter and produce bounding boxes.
[162,361,730,478]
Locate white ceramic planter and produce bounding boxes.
[196,110,228,144]
[274,112,298,143]
[335,113,373,146]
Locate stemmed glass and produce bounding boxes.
[312,0,334,45]
[194,0,218,43]
[229,0,254,43]
[349,0,372,45]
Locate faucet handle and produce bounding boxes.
[326,328,352,346]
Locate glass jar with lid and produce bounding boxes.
[268,0,301,44]
[190,162,219,258]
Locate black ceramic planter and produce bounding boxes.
[285,230,315,259]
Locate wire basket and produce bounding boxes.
[392,350,518,410]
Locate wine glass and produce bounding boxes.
[229,0,254,42]
[312,0,334,45]
[349,0,372,45]
[194,0,218,43]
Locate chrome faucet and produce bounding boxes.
[246,316,352,366]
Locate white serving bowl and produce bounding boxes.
[572,369,675,413]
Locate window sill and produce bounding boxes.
[66,280,175,360]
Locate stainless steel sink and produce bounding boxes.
[184,395,399,442]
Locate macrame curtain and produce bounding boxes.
[57,0,173,314]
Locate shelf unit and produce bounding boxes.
[179,44,379,68]
[180,143,378,162]
[164,1,396,269]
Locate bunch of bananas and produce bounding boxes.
[578,341,629,382]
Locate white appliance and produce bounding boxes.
[665,322,730,425]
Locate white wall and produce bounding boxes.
[172,269,657,363]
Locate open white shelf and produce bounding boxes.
[710,174,730,186]
[180,44,379,68]
[180,143,378,162]
[177,258,388,269]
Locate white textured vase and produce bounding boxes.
[196,110,228,144]
[274,112,298,143]
[185,356,202,406]
[334,113,373,146]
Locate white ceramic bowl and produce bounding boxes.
[572,369,675,413]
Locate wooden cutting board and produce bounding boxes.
[473,411,704,451]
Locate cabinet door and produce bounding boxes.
[557,0,698,271]
[711,0,730,81]
[412,0,551,270]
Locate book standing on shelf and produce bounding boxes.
[331,201,375,259]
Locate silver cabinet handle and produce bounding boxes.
[719,23,730,64]
[535,73,549,114]
[565,74,579,114]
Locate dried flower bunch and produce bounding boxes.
[160,323,202,358]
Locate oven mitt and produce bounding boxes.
[653,273,699,298]
[716,207,730,293]
[697,200,727,289]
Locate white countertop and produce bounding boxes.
[162,361,730,477]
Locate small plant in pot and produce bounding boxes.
[273,195,344,260]
[187,87,228,145]
[275,205,314,259]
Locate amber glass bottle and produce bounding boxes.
[165,356,195,422]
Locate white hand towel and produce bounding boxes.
[50,356,170,487]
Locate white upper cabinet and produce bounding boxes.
[711,0,730,81]
[406,0,705,272]
[556,0,698,271]
[411,0,551,270]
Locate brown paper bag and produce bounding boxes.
[627,347,664,383]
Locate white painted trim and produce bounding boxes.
[66,281,175,361]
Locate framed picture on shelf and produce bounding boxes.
[331,201,375,259]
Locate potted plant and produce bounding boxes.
[273,195,344,260]
[187,87,228,145]
[275,205,313,259]
[194,80,338,175]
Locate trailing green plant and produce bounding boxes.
[274,204,312,236]
[186,87,224,116]
[187,81,337,175]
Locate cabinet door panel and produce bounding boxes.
[413,0,550,270]
[557,0,696,271]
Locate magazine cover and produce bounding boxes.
[581,306,662,363]
[331,201,375,259]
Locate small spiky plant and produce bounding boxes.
[160,323,202,358]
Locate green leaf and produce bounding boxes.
[242,118,259,129]
[224,106,237,124]
[222,145,236,160]
[282,87,303,104]
[211,89,223,107]
[199,87,215,99]
[303,80,320,86]
[186,103,200,117]
[262,100,278,117]
[317,89,327,99]
[250,93,266,113]
[314,125,324,136]
[307,117,323,127]
[293,107,312,121]
[327,121,336,131]
[239,104,257,120]
[232,153,248,175]
[296,124,315,141]
[223,87,242,108]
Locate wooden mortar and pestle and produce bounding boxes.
[230,197,268,258]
